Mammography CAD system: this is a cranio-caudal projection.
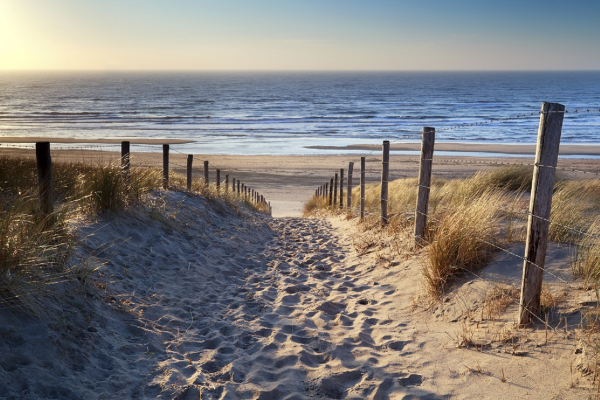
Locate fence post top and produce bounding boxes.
[541,102,565,110]
[383,140,390,144]
[423,127,436,133]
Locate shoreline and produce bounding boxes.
[0,137,195,144]
[3,137,600,157]
[307,142,600,156]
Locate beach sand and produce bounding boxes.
[0,188,592,399]
[1,140,599,398]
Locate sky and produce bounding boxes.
[1,0,599,71]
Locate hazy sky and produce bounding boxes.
[1,0,599,71]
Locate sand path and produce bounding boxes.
[161,216,585,399]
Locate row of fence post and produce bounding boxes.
[313,102,565,327]
[33,141,272,218]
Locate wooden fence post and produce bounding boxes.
[329,178,333,208]
[36,142,53,219]
[325,183,328,200]
[162,144,169,189]
[225,175,229,192]
[237,180,240,195]
[414,127,435,246]
[333,173,338,208]
[360,156,366,221]
[232,177,236,193]
[381,140,390,224]
[519,102,565,326]
[204,161,209,187]
[187,155,193,190]
[347,162,354,209]
[339,168,344,209]
[216,169,221,192]
[121,141,130,186]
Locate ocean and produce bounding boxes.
[0,71,599,155]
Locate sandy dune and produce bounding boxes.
[0,185,592,399]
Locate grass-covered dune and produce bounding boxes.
[305,166,600,297]
[0,156,269,315]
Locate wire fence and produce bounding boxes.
[314,101,600,331]
[0,140,273,214]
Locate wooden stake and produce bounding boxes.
[360,156,365,221]
[162,144,169,189]
[237,180,240,195]
[347,162,354,209]
[381,141,390,224]
[339,168,344,209]
[204,161,209,187]
[187,154,193,190]
[216,169,221,192]
[121,141,130,186]
[414,127,435,246]
[519,102,565,326]
[333,173,338,208]
[225,175,229,192]
[36,142,53,218]
[329,178,333,208]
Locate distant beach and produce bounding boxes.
[3,145,600,217]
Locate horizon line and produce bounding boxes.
[1,69,600,73]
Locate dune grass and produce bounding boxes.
[0,155,269,313]
[305,166,600,297]
[422,190,507,298]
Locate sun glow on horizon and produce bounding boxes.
[1,0,599,71]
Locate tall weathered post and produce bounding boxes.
[225,175,229,192]
[414,127,435,246]
[186,154,193,190]
[360,157,366,221]
[329,178,333,208]
[381,141,390,224]
[36,142,53,220]
[339,168,344,209]
[162,144,169,189]
[519,102,565,326]
[216,169,221,191]
[347,162,354,209]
